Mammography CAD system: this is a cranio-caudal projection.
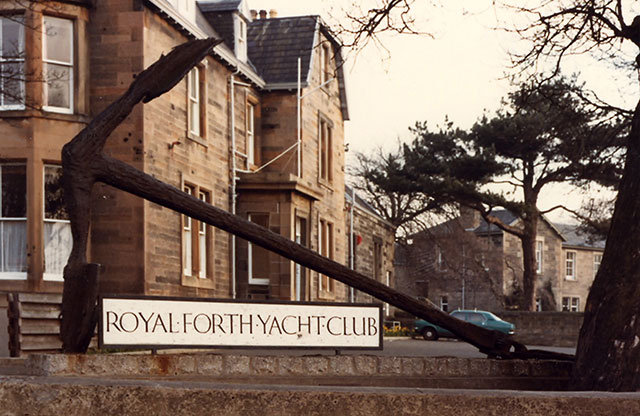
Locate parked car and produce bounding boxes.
[414,309,515,341]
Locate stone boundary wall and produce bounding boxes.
[2,376,640,416]
[500,311,583,347]
[18,353,572,391]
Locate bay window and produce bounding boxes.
[0,164,27,279]
[43,16,74,113]
[0,15,25,109]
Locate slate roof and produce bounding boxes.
[474,210,519,234]
[199,5,238,53]
[248,16,318,86]
[198,0,241,13]
[556,224,606,250]
[471,209,604,249]
[344,184,382,218]
[247,15,349,119]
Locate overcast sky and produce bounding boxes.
[248,0,636,221]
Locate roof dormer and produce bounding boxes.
[199,0,251,62]
[167,0,198,24]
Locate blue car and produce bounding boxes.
[414,309,515,341]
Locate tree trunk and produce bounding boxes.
[519,217,538,311]
[570,99,640,391]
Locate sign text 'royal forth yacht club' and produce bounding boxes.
[100,297,383,349]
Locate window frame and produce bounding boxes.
[181,182,212,282]
[593,253,603,278]
[318,218,335,296]
[318,114,333,185]
[197,190,210,279]
[565,250,577,280]
[535,239,543,274]
[440,296,448,312]
[246,100,256,167]
[42,15,74,114]
[0,162,27,280]
[42,164,71,282]
[187,66,200,137]
[562,296,580,312]
[248,212,270,286]
[182,185,194,277]
[0,15,25,110]
[236,15,247,61]
[186,64,206,142]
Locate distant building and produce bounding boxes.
[395,208,604,312]
[345,185,396,317]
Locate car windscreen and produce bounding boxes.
[484,312,501,321]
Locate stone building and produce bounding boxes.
[345,185,396,316]
[0,0,391,307]
[395,209,604,312]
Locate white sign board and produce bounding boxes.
[99,296,383,350]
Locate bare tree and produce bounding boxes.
[339,0,640,391]
[349,146,441,237]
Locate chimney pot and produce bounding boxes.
[269,9,277,18]
[250,9,257,20]
[259,9,267,19]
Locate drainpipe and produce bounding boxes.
[296,57,301,177]
[230,73,238,299]
[349,187,355,303]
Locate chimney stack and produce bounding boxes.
[250,9,257,20]
[269,9,278,18]
[259,9,267,19]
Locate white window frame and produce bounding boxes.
[182,185,194,277]
[43,165,71,282]
[0,16,25,110]
[593,253,603,278]
[248,213,270,285]
[565,250,576,280]
[187,66,200,137]
[562,296,580,312]
[535,239,543,274]
[246,102,255,166]
[236,16,247,61]
[440,296,448,312]
[198,190,208,279]
[43,16,74,114]
[0,163,27,280]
